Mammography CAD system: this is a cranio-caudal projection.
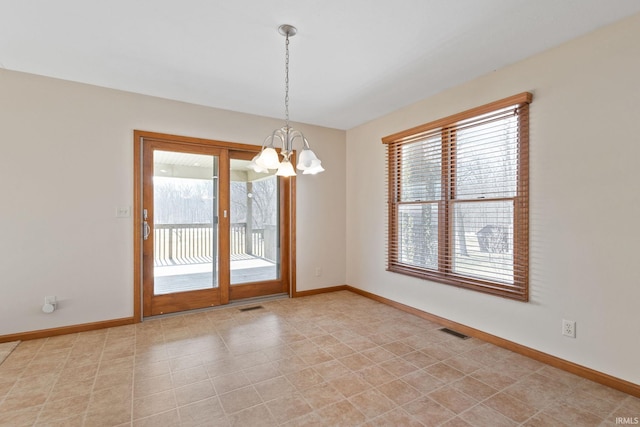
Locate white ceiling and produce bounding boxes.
[2,1,639,130]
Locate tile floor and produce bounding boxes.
[0,341,19,365]
[0,291,638,426]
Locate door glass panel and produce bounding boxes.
[230,159,280,284]
[153,151,218,294]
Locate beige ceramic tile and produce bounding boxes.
[173,379,216,407]
[133,360,171,380]
[356,365,397,387]
[133,389,176,420]
[212,370,252,395]
[440,416,475,427]
[425,362,466,383]
[36,394,90,423]
[94,369,133,392]
[40,413,88,426]
[470,366,519,390]
[312,359,351,382]
[364,407,423,427]
[382,340,415,356]
[458,404,517,427]
[253,375,296,402]
[621,395,640,412]
[218,385,262,414]
[97,356,134,377]
[171,365,209,388]
[505,373,571,410]
[401,350,439,369]
[84,408,132,427]
[328,372,371,398]
[402,369,445,395]
[559,387,620,418]
[315,400,367,426]
[338,353,374,372]
[348,388,396,420]
[403,395,456,427]
[133,373,173,398]
[132,409,180,427]
[0,291,635,427]
[377,379,422,406]
[0,405,42,426]
[48,378,94,403]
[298,382,343,410]
[285,367,324,391]
[483,391,537,422]
[428,385,479,414]
[281,411,325,427]
[378,357,421,377]
[452,376,498,402]
[227,403,276,426]
[0,388,49,412]
[359,346,396,364]
[542,401,604,427]
[178,397,226,427]
[521,412,571,427]
[264,392,313,424]
[242,361,282,384]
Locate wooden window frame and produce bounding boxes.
[382,93,532,301]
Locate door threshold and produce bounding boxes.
[143,293,289,320]
[229,293,290,308]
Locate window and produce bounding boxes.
[383,93,531,301]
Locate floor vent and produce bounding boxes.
[439,327,470,340]
[239,305,264,312]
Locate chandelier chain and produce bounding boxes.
[284,33,290,130]
[252,25,323,176]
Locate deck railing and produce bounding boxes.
[154,223,276,266]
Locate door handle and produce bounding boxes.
[143,221,151,240]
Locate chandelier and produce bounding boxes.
[248,24,324,177]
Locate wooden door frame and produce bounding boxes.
[133,130,296,322]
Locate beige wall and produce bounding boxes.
[346,13,640,384]
[0,70,346,335]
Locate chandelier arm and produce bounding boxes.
[288,131,305,148]
[274,130,287,151]
[262,135,273,149]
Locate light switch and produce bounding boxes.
[116,206,131,218]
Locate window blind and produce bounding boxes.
[384,93,531,301]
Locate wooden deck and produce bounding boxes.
[154,255,277,294]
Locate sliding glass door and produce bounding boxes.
[138,133,291,317]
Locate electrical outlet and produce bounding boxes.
[315,267,322,277]
[562,319,576,338]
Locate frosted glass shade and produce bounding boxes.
[256,147,281,169]
[297,148,321,170]
[247,154,269,173]
[302,163,325,175]
[276,159,297,177]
